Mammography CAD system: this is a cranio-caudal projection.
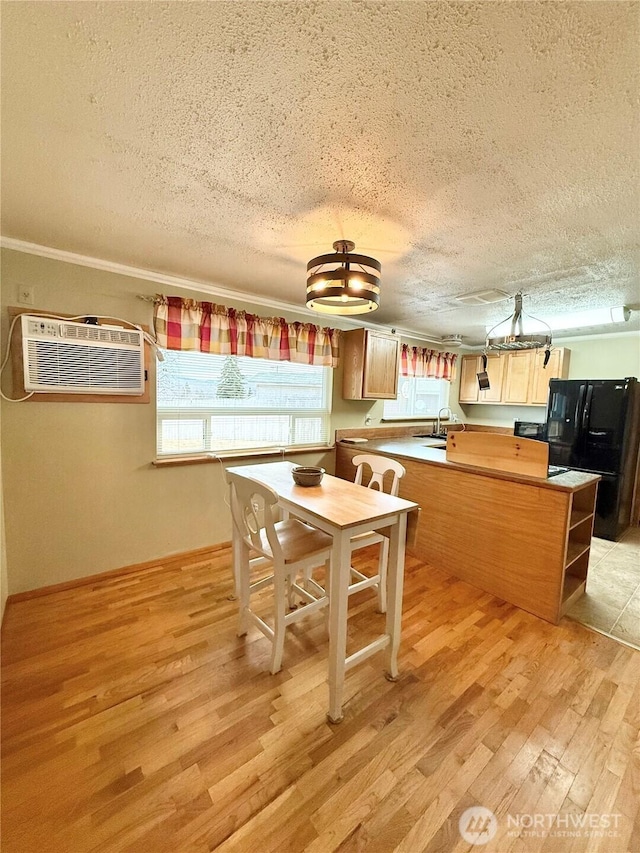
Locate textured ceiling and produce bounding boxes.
[2,1,639,345]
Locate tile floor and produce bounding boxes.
[567,524,640,649]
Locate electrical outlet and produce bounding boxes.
[18,285,35,305]
[365,416,372,425]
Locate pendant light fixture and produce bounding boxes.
[306,240,381,315]
[485,292,552,352]
[478,292,553,392]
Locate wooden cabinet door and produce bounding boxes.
[362,331,399,399]
[459,354,504,403]
[529,348,567,405]
[503,351,533,404]
[458,356,480,403]
[478,353,505,403]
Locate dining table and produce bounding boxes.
[224,460,418,723]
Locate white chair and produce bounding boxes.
[348,453,407,613]
[227,471,333,674]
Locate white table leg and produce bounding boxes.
[327,532,351,724]
[230,528,240,600]
[384,513,407,681]
[236,537,250,637]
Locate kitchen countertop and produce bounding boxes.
[339,436,600,492]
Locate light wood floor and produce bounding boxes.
[2,547,639,853]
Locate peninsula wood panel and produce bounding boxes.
[336,444,574,623]
[445,431,549,478]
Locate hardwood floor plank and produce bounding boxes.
[2,544,639,853]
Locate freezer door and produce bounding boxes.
[546,381,586,466]
[593,473,623,540]
[576,380,630,474]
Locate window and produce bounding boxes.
[157,350,332,455]
[383,372,450,420]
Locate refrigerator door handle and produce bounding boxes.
[574,384,587,432]
[582,384,594,433]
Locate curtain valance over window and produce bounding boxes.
[154,296,341,367]
[401,345,457,381]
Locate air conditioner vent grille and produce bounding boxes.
[26,341,143,390]
[21,315,145,395]
[62,324,141,346]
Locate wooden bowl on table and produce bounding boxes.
[291,466,325,487]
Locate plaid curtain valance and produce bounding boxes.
[401,345,457,381]
[154,296,341,367]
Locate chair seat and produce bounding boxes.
[260,518,333,564]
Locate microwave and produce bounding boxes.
[514,420,546,441]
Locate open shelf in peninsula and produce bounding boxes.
[336,428,600,625]
[560,482,597,616]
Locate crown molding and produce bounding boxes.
[0,236,450,346]
[0,235,318,316]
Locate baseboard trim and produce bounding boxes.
[5,542,232,604]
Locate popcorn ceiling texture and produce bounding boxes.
[1,1,638,343]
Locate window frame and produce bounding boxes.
[382,371,451,421]
[155,350,333,457]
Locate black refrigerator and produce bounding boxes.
[545,377,640,540]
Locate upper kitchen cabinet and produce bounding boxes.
[503,351,533,404]
[458,348,569,406]
[342,328,400,400]
[529,347,570,404]
[459,353,505,403]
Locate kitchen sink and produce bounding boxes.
[413,433,448,439]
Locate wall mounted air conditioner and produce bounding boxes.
[21,316,145,395]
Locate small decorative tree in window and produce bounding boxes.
[216,355,250,399]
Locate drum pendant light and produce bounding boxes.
[306,240,381,315]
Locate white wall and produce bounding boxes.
[0,248,438,594]
[0,249,335,593]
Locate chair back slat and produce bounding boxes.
[352,453,406,496]
[227,473,283,562]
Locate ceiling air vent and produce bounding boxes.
[455,289,510,306]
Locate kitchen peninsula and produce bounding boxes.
[336,426,600,625]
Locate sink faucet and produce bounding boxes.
[436,407,453,436]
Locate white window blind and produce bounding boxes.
[383,373,450,420]
[157,350,332,455]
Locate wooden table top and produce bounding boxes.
[226,461,418,531]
